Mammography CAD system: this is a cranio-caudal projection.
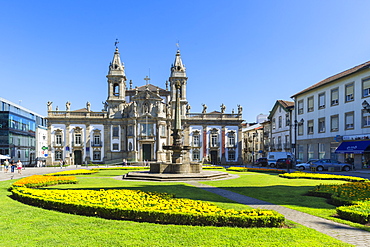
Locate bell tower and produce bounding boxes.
[169,49,188,117]
[106,43,126,116]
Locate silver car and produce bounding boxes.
[309,159,352,172]
[295,159,318,170]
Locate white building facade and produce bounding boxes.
[291,61,370,169]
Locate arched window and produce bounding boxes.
[113,83,119,96]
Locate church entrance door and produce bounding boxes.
[142,144,151,161]
[74,150,82,165]
[210,150,218,165]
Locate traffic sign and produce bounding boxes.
[42,146,48,150]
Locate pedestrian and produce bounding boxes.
[286,157,292,173]
[3,159,9,173]
[60,159,63,169]
[16,160,22,174]
[10,160,15,173]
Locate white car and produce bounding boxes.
[295,159,318,170]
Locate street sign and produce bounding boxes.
[42,146,48,150]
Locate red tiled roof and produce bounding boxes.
[278,100,294,108]
[292,60,370,98]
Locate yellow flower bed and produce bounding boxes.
[46,169,99,176]
[11,186,284,227]
[279,172,368,182]
[202,166,225,169]
[12,175,77,188]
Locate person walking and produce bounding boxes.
[59,159,63,169]
[3,159,9,173]
[16,160,22,174]
[10,160,15,173]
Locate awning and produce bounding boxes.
[335,141,370,154]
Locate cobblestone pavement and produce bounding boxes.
[186,181,370,247]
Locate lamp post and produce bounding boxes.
[252,132,257,165]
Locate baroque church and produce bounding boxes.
[46,46,243,166]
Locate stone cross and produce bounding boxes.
[144,76,150,85]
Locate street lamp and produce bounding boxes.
[252,132,257,165]
[362,100,370,112]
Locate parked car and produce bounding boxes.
[276,158,294,169]
[295,159,318,170]
[254,157,268,167]
[309,159,352,172]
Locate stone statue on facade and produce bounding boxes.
[237,104,243,114]
[102,101,108,111]
[186,104,191,113]
[86,101,91,111]
[202,104,207,114]
[66,101,71,111]
[47,101,52,112]
[220,103,226,113]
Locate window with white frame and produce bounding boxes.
[93,135,100,145]
[228,132,235,146]
[318,143,325,159]
[228,150,236,161]
[307,97,314,112]
[331,115,339,132]
[193,133,200,147]
[345,112,354,130]
[75,134,81,145]
[272,118,276,129]
[56,134,62,145]
[363,78,370,98]
[93,151,101,160]
[318,93,325,109]
[345,83,354,102]
[331,88,339,106]
[277,136,282,149]
[285,113,290,126]
[307,120,314,134]
[192,149,200,161]
[298,123,303,135]
[298,100,304,114]
[307,144,314,160]
[112,143,119,150]
[112,126,119,137]
[278,116,282,128]
[128,125,133,136]
[297,145,304,161]
[318,117,325,133]
[161,125,166,137]
[55,150,63,161]
[362,110,370,127]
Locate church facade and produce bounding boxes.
[46,47,243,166]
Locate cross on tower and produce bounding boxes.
[144,76,150,85]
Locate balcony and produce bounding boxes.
[192,142,202,148]
[209,142,220,148]
[72,141,84,147]
[91,142,103,147]
[53,141,64,146]
[226,143,237,148]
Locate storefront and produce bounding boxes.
[335,140,370,169]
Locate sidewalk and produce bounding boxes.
[187,181,370,247]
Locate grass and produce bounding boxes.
[0,169,355,246]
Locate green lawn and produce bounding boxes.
[0,170,355,246]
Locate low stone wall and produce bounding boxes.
[150,162,202,174]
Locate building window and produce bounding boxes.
[362,110,370,127]
[318,143,325,159]
[277,136,282,149]
[285,135,290,149]
[128,125,133,136]
[307,144,314,160]
[140,123,153,136]
[318,118,325,133]
[56,134,62,145]
[297,145,304,161]
[161,125,166,137]
[298,123,303,136]
[113,83,119,96]
[228,132,235,146]
[211,134,218,147]
[93,151,101,160]
[331,115,339,132]
[55,150,63,161]
[193,134,200,147]
[192,149,200,161]
[285,113,290,127]
[113,126,119,137]
[298,100,304,114]
[345,112,354,130]
[307,96,314,112]
[318,93,325,109]
[112,143,119,151]
[363,78,370,98]
[228,150,236,161]
[345,83,354,102]
[331,88,339,106]
[307,120,314,134]
[272,118,276,129]
[278,116,282,128]
[75,134,81,145]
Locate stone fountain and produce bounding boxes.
[123,80,230,181]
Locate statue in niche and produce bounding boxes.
[102,101,108,111]
[66,101,71,111]
[220,103,226,113]
[86,102,91,111]
[47,101,53,111]
[202,104,207,114]
[237,104,243,114]
[143,102,150,114]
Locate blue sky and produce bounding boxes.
[1,0,370,122]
